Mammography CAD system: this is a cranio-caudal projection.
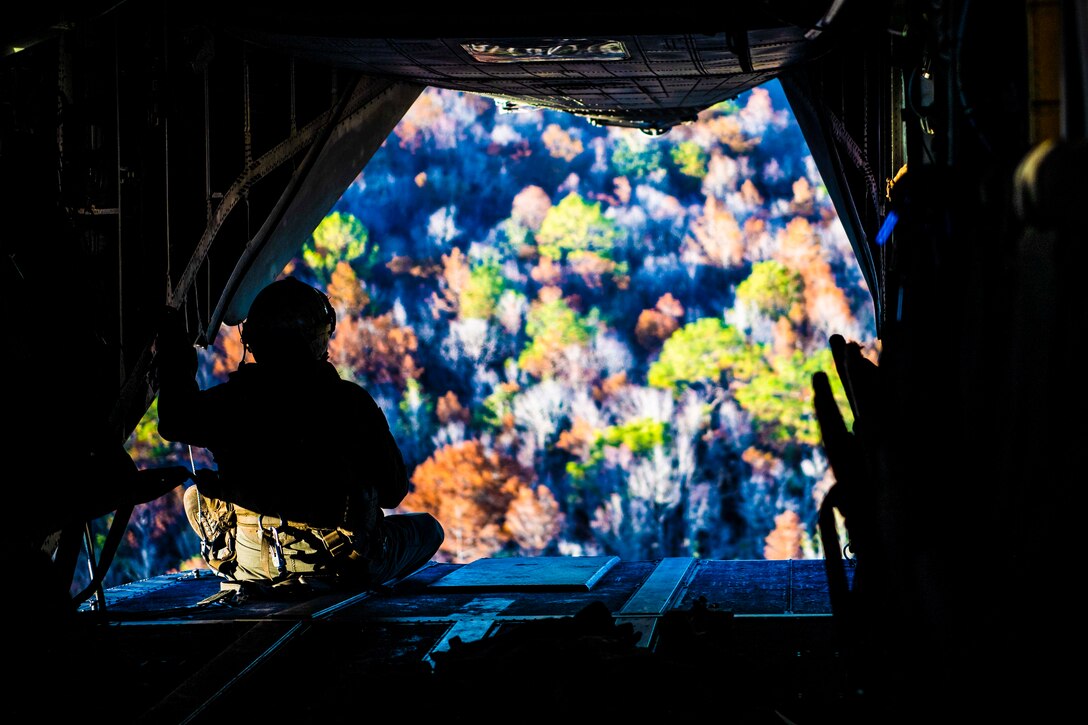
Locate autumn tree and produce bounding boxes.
[610,131,665,179]
[734,347,844,449]
[764,509,804,560]
[790,176,816,216]
[460,256,508,319]
[326,260,370,318]
[208,323,245,379]
[392,91,446,151]
[732,259,805,345]
[436,390,470,425]
[511,185,553,231]
[530,255,564,287]
[773,216,857,338]
[402,439,545,562]
[634,296,684,362]
[497,185,554,259]
[433,246,471,316]
[517,287,596,380]
[329,311,422,388]
[479,380,520,430]
[566,416,669,481]
[542,123,584,161]
[303,211,376,285]
[504,485,564,555]
[670,140,709,178]
[684,197,746,268]
[575,387,709,559]
[647,317,764,393]
[700,97,753,153]
[556,416,598,461]
[537,192,619,260]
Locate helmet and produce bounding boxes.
[241,277,336,362]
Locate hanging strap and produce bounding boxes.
[72,504,134,607]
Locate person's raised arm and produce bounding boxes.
[152,306,201,442]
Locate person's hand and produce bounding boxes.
[151,306,197,381]
[813,334,880,539]
[154,306,190,354]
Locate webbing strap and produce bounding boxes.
[234,506,359,560]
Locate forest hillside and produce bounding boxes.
[110,80,878,590]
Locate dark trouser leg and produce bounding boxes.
[368,512,444,586]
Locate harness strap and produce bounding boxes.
[234,506,364,561]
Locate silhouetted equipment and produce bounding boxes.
[3,1,1085,722]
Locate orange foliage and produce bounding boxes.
[436,391,469,424]
[686,197,745,267]
[328,312,422,387]
[327,261,370,318]
[569,251,616,288]
[704,115,754,153]
[774,217,854,332]
[542,123,584,161]
[740,178,764,207]
[764,510,804,560]
[442,247,471,291]
[531,255,564,285]
[392,92,444,151]
[655,293,684,318]
[635,309,680,351]
[211,324,245,378]
[592,176,634,207]
[593,371,628,401]
[742,446,783,478]
[537,284,564,305]
[772,316,798,359]
[504,485,564,556]
[791,176,815,216]
[556,416,598,458]
[434,246,471,315]
[403,439,535,562]
[387,254,442,278]
[743,216,770,251]
[635,293,684,350]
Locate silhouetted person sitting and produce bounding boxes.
[154,277,444,593]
